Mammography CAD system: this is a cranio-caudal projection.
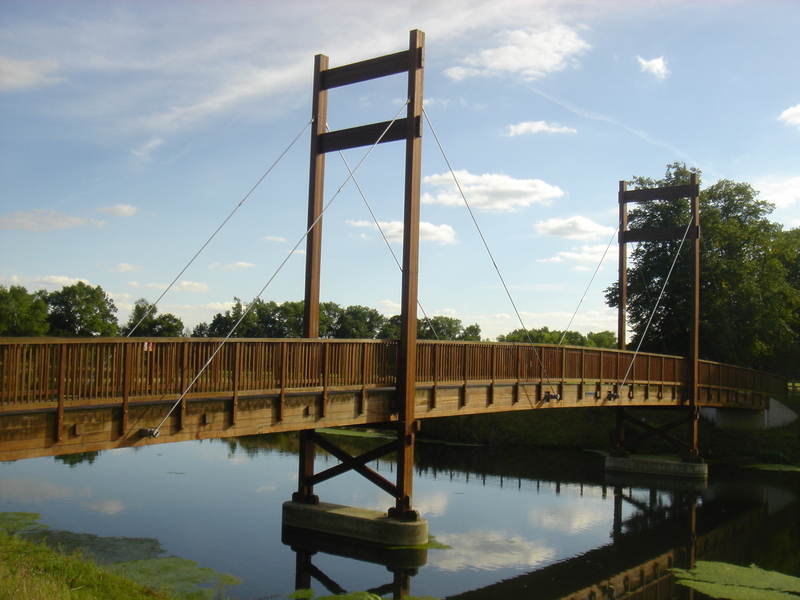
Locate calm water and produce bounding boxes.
[1,433,798,599]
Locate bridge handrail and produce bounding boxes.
[0,337,784,410]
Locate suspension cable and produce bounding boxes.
[126,119,313,337]
[557,221,620,345]
[141,104,409,437]
[331,135,440,340]
[422,108,557,395]
[619,217,694,388]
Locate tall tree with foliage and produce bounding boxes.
[121,299,185,337]
[44,282,118,337]
[0,285,49,336]
[604,162,800,375]
[497,326,617,348]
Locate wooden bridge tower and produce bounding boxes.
[294,30,425,521]
[615,173,702,461]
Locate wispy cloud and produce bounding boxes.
[445,25,590,81]
[757,176,800,208]
[1,274,88,290]
[423,170,563,212]
[534,216,615,240]
[208,262,256,269]
[538,243,616,267]
[96,204,139,217]
[0,209,104,231]
[507,120,576,136]
[110,263,143,273]
[637,55,670,79]
[0,55,62,91]
[145,281,209,292]
[779,103,800,129]
[347,219,457,245]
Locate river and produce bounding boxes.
[1,431,798,599]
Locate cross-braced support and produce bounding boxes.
[298,30,425,518]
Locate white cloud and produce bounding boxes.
[263,236,286,243]
[757,176,800,208]
[209,262,256,270]
[96,204,139,217]
[110,263,143,273]
[0,55,62,91]
[445,25,590,81]
[145,280,209,292]
[130,137,164,162]
[534,216,616,240]
[637,55,670,79]
[346,219,457,245]
[538,243,616,266]
[779,104,800,129]
[0,209,104,232]
[507,121,576,136]
[423,170,563,212]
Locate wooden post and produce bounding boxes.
[391,29,424,520]
[618,180,628,351]
[688,172,701,460]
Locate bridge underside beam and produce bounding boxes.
[0,377,764,461]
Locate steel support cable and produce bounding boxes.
[126,119,313,337]
[329,130,440,340]
[142,104,409,437]
[557,221,621,346]
[422,108,557,395]
[619,217,694,389]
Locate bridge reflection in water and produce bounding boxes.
[282,465,796,600]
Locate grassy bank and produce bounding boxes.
[0,531,174,600]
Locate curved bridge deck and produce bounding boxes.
[0,338,784,460]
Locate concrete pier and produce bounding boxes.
[282,501,429,547]
[605,456,708,480]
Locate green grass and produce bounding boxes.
[0,531,173,600]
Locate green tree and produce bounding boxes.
[329,305,385,339]
[121,299,185,337]
[418,315,481,341]
[44,282,118,337]
[377,314,402,339]
[604,162,800,374]
[0,285,49,336]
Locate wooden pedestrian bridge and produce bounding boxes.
[0,336,783,462]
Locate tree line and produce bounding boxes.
[3,163,796,376]
[0,283,614,346]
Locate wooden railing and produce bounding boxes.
[0,338,784,412]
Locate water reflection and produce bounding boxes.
[1,433,798,600]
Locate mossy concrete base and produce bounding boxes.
[282,501,428,547]
[605,456,708,480]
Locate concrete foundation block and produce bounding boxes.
[282,501,429,547]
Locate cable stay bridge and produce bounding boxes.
[0,31,788,545]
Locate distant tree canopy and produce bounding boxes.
[604,162,800,377]
[191,299,484,341]
[121,299,185,337]
[44,282,119,337]
[496,326,617,348]
[0,285,49,336]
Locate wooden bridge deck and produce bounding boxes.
[0,338,785,460]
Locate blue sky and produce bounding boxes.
[2,0,799,340]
